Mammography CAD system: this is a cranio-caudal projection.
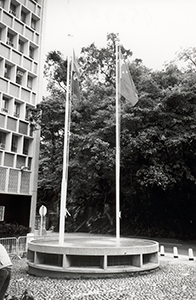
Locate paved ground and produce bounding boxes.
[150,237,196,257]
[129,235,196,257]
[8,254,196,300]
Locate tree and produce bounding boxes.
[36,34,130,232]
[35,34,196,239]
[177,47,196,69]
[120,82,196,237]
[32,92,65,212]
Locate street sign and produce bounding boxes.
[39,205,47,217]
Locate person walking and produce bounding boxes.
[0,244,12,300]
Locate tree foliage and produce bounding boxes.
[35,35,196,239]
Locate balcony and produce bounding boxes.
[0,143,5,150]
[16,70,24,77]
[1,108,8,113]
[6,40,14,47]
[9,10,16,16]
[11,146,17,152]
[23,149,28,155]
[4,73,10,79]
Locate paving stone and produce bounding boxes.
[7,258,196,300]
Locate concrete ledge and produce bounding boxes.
[27,233,159,278]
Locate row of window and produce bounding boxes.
[3,29,37,60]
[1,98,32,121]
[3,63,35,89]
[1,97,22,116]
[0,130,31,155]
[7,32,35,56]
[0,1,39,31]
[0,114,33,138]
[0,151,32,170]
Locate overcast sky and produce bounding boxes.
[42,0,196,70]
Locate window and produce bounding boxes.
[14,102,20,117]
[16,69,24,85]
[4,64,11,79]
[31,18,36,30]
[16,75,22,85]
[28,157,32,170]
[27,76,33,89]
[0,0,5,8]
[30,125,33,136]
[11,135,18,152]
[25,108,30,120]
[0,131,6,149]
[4,153,14,167]
[25,106,33,121]
[19,121,28,135]
[16,155,25,168]
[0,114,5,127]
[23,138,29,155]
[1,97,9,113]
[19,39,24,53]
[7,117,17,131]
[21,10,26,23]
[7,32,14,47]
[29,46,34,59]
[10,3,16,16]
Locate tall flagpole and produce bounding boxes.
[116,39,120,239]
[59,55,71,244]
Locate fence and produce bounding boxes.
[0,234,54,258]
[0,236,27,258]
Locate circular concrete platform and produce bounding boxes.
[27,233,159,278]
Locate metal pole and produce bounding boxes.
[116,41,120,239]
[59,55,71,244]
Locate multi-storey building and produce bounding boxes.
[0,0,46,231]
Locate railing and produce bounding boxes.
[0,234,54,258]
[0,236,27,258]
[18,236,27,257]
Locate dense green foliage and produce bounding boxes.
[0,223,30,237]
[33,34,196,240]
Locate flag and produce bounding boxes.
[119,54,138,106]
[72,50,80,100]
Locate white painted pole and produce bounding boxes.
[116,41,120,239]
[160,245,165,256]
[173,246,178,258]
[188,248,194,260]
[40,215,43,236]
[59,55,71,244]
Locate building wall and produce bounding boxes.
[0,0,45,230]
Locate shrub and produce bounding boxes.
[0,222,30,237]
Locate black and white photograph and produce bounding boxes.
[0,0,196,299]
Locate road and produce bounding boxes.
[126,235,196,256]
[155,237,196,256]
[134,236,196,256]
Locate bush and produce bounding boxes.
[0,222,30,237]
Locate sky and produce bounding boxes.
[42,0,196,71]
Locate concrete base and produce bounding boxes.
[27,233,159,278]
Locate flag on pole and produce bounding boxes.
[115,43,138,239]
[72,50,81,100]
[119,53,138,106]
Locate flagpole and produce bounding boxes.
[59,54,71,244]
[116,40,120,239]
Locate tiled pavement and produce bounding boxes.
[8,255,196,300]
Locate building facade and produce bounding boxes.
[0,0,45,230]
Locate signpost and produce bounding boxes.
[39,205,47,235]
[0,206,5,221]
